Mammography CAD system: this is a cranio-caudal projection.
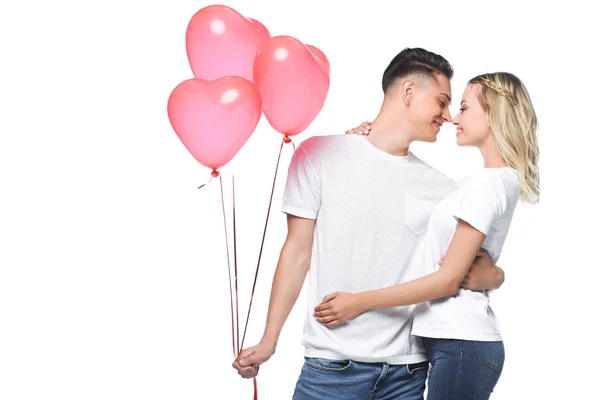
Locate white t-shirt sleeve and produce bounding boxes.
[281,145,321,220]
[452,174,509,235]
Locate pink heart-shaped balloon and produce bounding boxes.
[186,5,271,82]
[253,36,330,136]
[249,18,270,40]
[306,45,330,77]
[167,77,262,171]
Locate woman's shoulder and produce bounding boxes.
[461,168,520,200]
[468,167,518,185]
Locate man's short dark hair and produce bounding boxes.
[382,47,454,93]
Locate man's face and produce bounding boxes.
[408,74,452,143]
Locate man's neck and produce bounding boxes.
[366,113,412,157]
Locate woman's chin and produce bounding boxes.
[455,134,471,147]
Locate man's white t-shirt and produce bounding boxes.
[281,134,456,364]
[411,168,521,341]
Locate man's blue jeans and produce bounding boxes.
[292,357,428,400]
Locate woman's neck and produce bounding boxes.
[480,136,509,168]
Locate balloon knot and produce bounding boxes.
[283,136,291,144]
[211,170,220,178]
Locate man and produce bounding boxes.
[232,48,505,399]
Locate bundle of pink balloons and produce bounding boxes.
[167,5,331,173]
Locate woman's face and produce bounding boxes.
[452,84,491,147]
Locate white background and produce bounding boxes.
[1,0,598,399]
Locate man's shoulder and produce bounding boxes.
[295,134,349,158]
[297,133,346,147]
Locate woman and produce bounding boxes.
[313,72,539,399]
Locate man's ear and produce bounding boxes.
[402,79,416,106]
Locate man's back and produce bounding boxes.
[282,134,457,363]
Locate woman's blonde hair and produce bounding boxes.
[469,72,540,204]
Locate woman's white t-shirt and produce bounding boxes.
[411,167,521,342]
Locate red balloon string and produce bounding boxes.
[198,170,238,356]
[283,135,296,151]
[232,174,241,355]
[197,169,220,189]
[217,173,238,357]
[196,137,296,400]
[239,136,295,353]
